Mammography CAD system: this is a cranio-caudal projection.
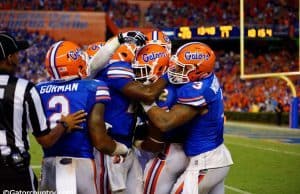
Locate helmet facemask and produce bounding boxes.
[167,55,195,84]
[132,59,162,85]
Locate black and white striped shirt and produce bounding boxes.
[0,73,50,155]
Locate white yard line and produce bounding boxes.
[225,185,253,194]
[226,141,300,156]
[225,121,300,133]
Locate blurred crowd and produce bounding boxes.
[0,0,141,27]
[6,29,56,83]
[4,29,298,113]
[214,50,299,113]
[145,0,240,27]
[1,0,299,113]
[1,0,298,30]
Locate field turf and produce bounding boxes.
[29,121,300,194]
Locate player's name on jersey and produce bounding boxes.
[39,83,79,94]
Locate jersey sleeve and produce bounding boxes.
[105,61,135,90]
[26,83,51,137]
[176,82,207,107]
[91,80,111,104]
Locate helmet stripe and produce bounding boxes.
[47,46,54,77]
[152,31,158,41]
[50,41,63,79]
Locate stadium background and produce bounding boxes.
[1,0,300,193]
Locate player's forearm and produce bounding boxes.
[89,37,120,75]
[93,134,116,155]
[35,123,66,148]
[142,78,167,103]
[146,107,174,132]
[124,78,167,103]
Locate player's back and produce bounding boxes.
[176,73,224,156]
[95,61,136,147]
[36,78,110,158]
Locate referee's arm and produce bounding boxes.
[25,84,70,148]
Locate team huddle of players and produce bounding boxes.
[36,30,233,194]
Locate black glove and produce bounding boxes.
[118,31,147,46]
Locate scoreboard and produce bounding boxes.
[162,25,297,40]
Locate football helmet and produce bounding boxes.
[132,44,170,84]
[167,42,216,84]
[45,41,88,80]
[110,43,136,63]
[86,41,105,59]
[146,30,172,54]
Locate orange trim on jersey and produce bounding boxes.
[107,75,132,79]
[144,158,159,194]
[178,96,203,102]
[174,172,206,194]
[174,182,184,194]
[91,159,97,193]
[164,144,171,155]
[99,153,105,194]
[109,67,134,73]
[150,160,166,194]
[96,96,111,100]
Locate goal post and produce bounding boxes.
[240,0,300,128]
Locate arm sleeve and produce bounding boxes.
[25,85,50,137]
[105,62,135,90]
[177,84,207,107]
[94,81,111,104]
[87,80,111,109]
[89,37,120,77]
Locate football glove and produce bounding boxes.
[118,31,147,46]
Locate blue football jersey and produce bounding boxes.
[176,73,224,156]
[36,78,110,158]
[94,61,136,147]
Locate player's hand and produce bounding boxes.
[158,88,168,102]
[60,110,87,133]
[118,31,147,46]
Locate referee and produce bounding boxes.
[0,32,86,191]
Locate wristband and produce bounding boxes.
[56,120,69,132]
[112,141,129,155]
[141,102,157,113]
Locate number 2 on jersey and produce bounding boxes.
[48,95,70,128]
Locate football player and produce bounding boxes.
[91,42,169,194]
[141,42,233,194]
[132,43,190,194]
[37,41,132,194]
